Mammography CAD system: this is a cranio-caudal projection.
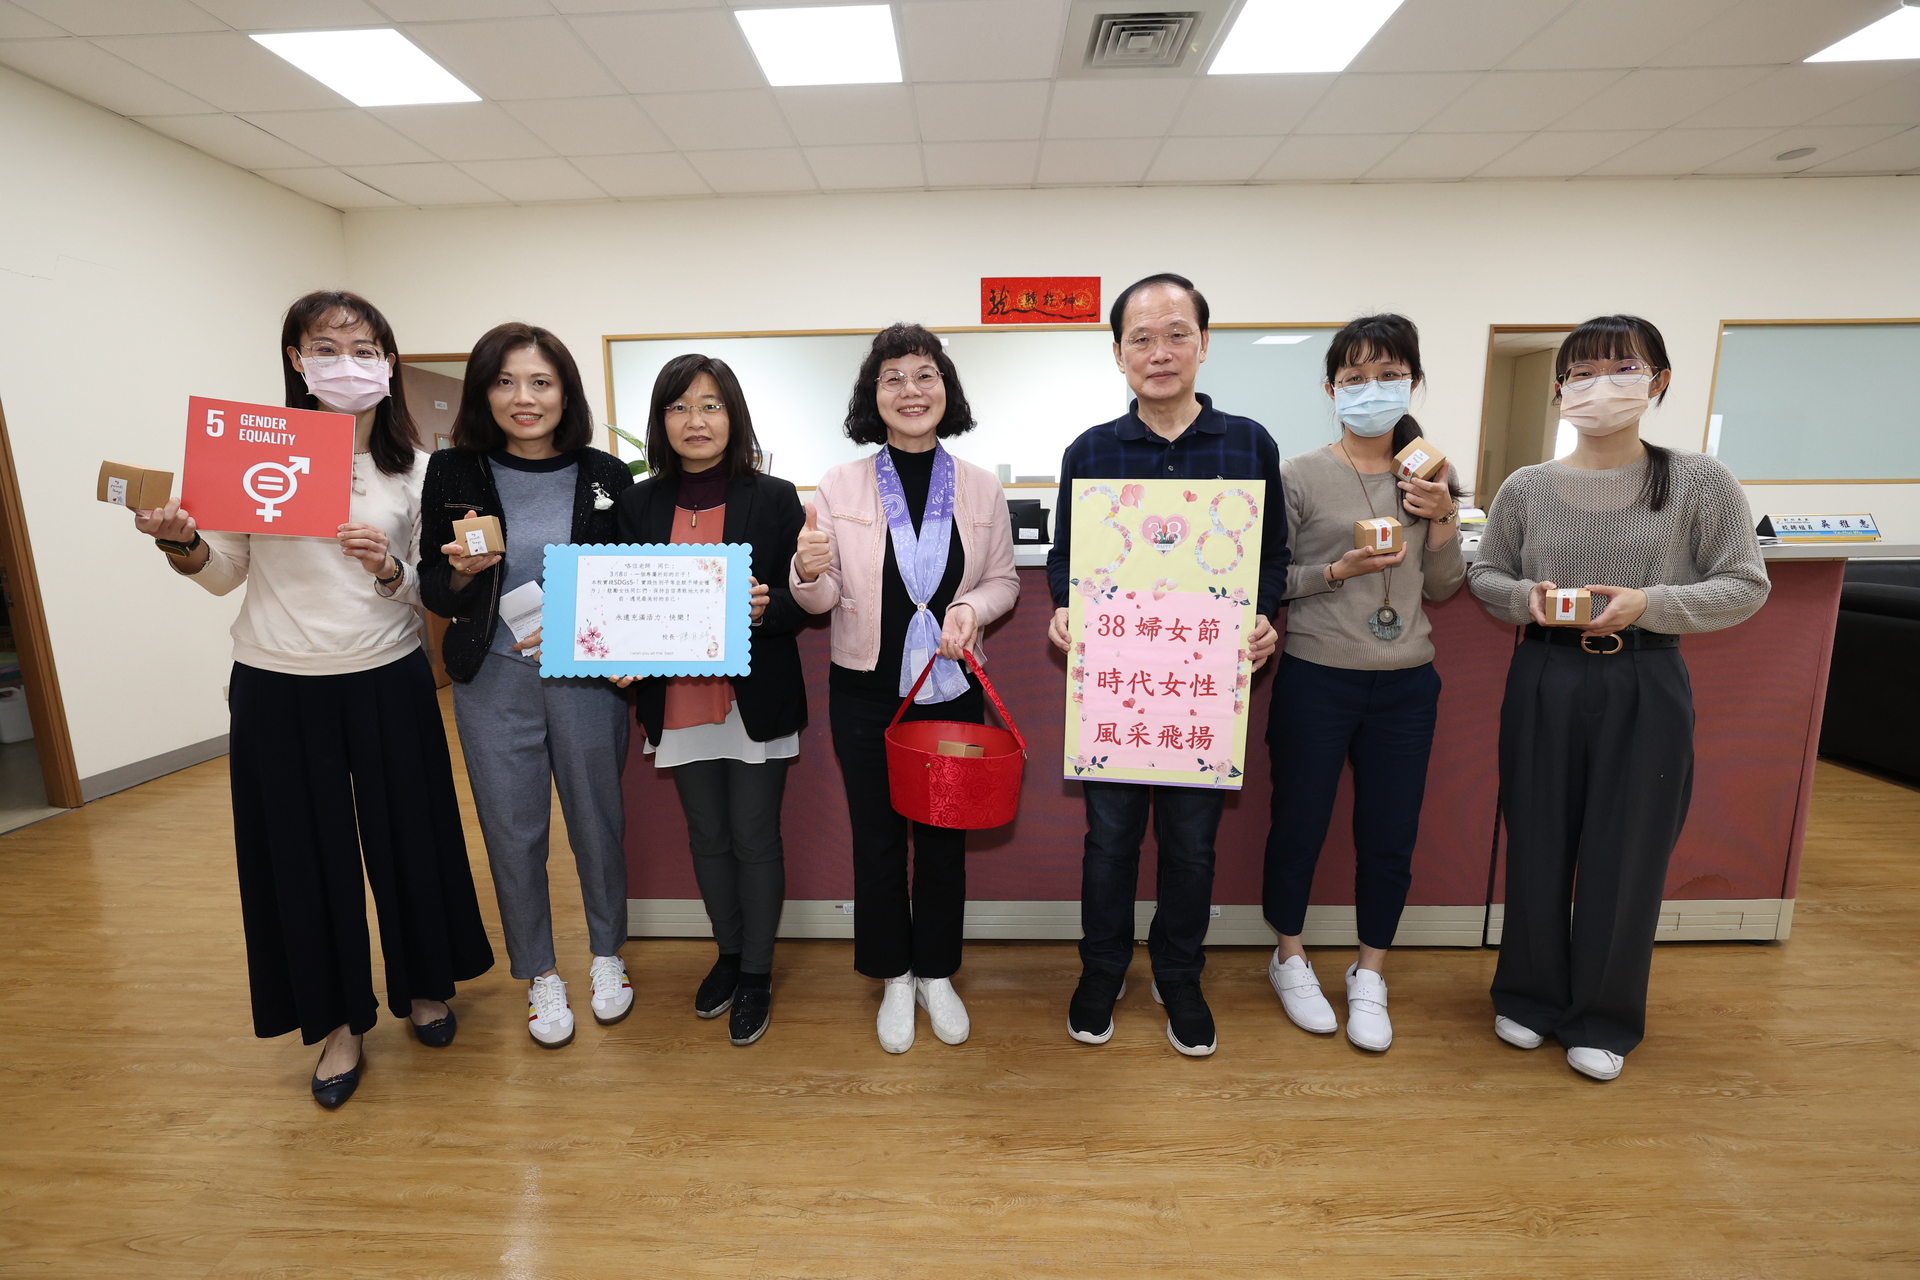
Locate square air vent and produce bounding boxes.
[1085,11,1200,70]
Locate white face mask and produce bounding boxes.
[301,354,390,414]
[1332,378,1411,437]
[1559,374,1651,437]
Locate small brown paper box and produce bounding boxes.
[1544,588,1593,626]
[1353,517,1403,553]
[452,515,504,556]
[1394,437,1446,481]
[97,461,173,510]
[936,740,985,758]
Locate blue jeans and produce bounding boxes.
[1079,781,1226,983]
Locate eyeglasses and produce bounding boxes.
[878,370,942,393]
[1124,329,1197,354]
[301,341,384,361]
[1561,366,1657,393]
[1333,371,1413,388]
[665,400,727,419]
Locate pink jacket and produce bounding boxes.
[790,451,1021,672]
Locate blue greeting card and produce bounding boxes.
[539,543,753,679]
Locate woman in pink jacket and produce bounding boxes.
[791,323,1020,1054]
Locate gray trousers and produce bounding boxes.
[453,652,631,979]
[671,756,790,974]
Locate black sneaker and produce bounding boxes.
[695,958,740,1019]
[729,985,771,1046]
[1152,979,1217,1057]
[1067,970,1128,1045]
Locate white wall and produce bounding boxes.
[347,177,1920,540]
[0,65,344,782]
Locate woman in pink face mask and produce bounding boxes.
[1467,315,1770,1084]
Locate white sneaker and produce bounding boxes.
[1567,1046,1624,1081]
[1495,1016,1545,1049]
[588,954,633,1025]
[527,973,574,1049]
[877,972,915,1054]
[1268,951,1336,1034]
[915,976,970,1045]
[1343,962,1391,1052]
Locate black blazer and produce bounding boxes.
[418,447,634,683]
[616,471,808,747]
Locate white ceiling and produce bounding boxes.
[3,0,1919,210]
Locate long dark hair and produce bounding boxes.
[453,322,595,454]
[844,323,976,446]
[645,353,762,482]
[279,290,415,477]
[1324,313,1463,500]
[1554,314,1673,513]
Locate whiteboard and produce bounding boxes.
[1708,322,1920,482]
[605,326,1345,487]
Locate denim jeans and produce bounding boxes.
[1079,781,1226,983]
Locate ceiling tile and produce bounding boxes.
[374,0,552,15]
[1645,0,1897,68]
[914,80,1047,142]
[803,143,924,190]
[922,138,1037,186]
[1423,70,1624,133]
[1169,76,1334,137]
[1350,0,1575,73]
[550,0,724,11]
[1472,129,1650,178]
[1802,126,1920,174]
[1256,133,1401,181]
[1499,0,1744,71]
[1549,67,1774,132]
[1699,124,1907,175]
[1810,69,1920,128]
[1681,63,1913,130]
[193,0,388,28]
[10,0,221,35]
[570,151,710,198]
[1294,73,1479,136]
[898,0,1066,83]
[240,108,437,165]
[404,17,621,102]
[0,37,213,114]
[1364,132,1528,181]
[254,165,401,208]
[138,112,320,168]
[640,90,790,151]
[775,85,918,146]
[1582,127,1776,176]
[1146,135,1280,183]
[566,10,762,95]
[370,103,554,162]
[502,96,671,155]
[0,2,63,37]
[457,157,606,202]
[1036,137,1158,184]
[343,161,501,205]
[684,147,817,194]
[1045,79,1189,140]
[94,32,351,112]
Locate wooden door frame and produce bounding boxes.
[1474,324,1575,505]
[0,397,83,808]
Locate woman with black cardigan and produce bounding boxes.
[418,322,634,1051]
[615,354,807,1048]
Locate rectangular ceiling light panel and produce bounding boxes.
[735,5,902,87]
[1209,0,1407,75]
[252,29,479,107]
[1806,7,1920,62]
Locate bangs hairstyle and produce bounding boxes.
[1553,314,1674,512]
[1109,272,1209,342]
[645,353,762,482]
[844,323,976,447]
[452,322,595,454]
[280,290,416,477]
[1325,313,1462,501]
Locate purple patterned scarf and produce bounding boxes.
[874,445,967,704]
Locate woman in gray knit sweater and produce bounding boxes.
[1468,315,1768,1082]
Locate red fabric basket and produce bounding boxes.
[885,649,1027,830]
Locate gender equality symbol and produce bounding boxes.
[243,457,311,522]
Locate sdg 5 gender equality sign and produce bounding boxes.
[180,396,353,538]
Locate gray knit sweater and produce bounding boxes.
[1467,452,1769,634]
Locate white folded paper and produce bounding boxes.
[499,580,544,643]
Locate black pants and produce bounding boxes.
[1080,782,1226,982]
[673,756,791,974]
[1262,654,1441,949]
[1494,639,1694,1055]
[829,683,984,980]
[230,650,494,1044]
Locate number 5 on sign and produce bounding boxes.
[1063,479,1263,789]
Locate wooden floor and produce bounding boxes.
[2,696,1916,1279]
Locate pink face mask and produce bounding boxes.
[1558,374,1651,437]
[301,354,390,414]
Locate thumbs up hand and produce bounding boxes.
[796,503,832,583]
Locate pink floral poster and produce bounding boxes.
[1063,480,1264,788]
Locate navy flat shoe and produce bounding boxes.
[311,1046,364,1110]
[411,1006,457,1048]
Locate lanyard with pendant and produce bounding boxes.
[1337,441,1405,642]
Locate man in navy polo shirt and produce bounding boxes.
[1046,273,1288,1057]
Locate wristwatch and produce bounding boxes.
[1436,506,1459,525]
[375,559,404,586]
[155,533,202,558]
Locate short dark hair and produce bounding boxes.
[844,323,976,447]
[452,322,595,454]
[1554,314,1675,513]
[644,353,763,483]
[1325,313,1462,501]
[279,290,416,477]
[1109,273,1210,342]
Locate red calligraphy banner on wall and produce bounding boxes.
[980,276,1101,325]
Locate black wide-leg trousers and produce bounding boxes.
[1492,638,1694,1056]
[230,649,494,1044]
